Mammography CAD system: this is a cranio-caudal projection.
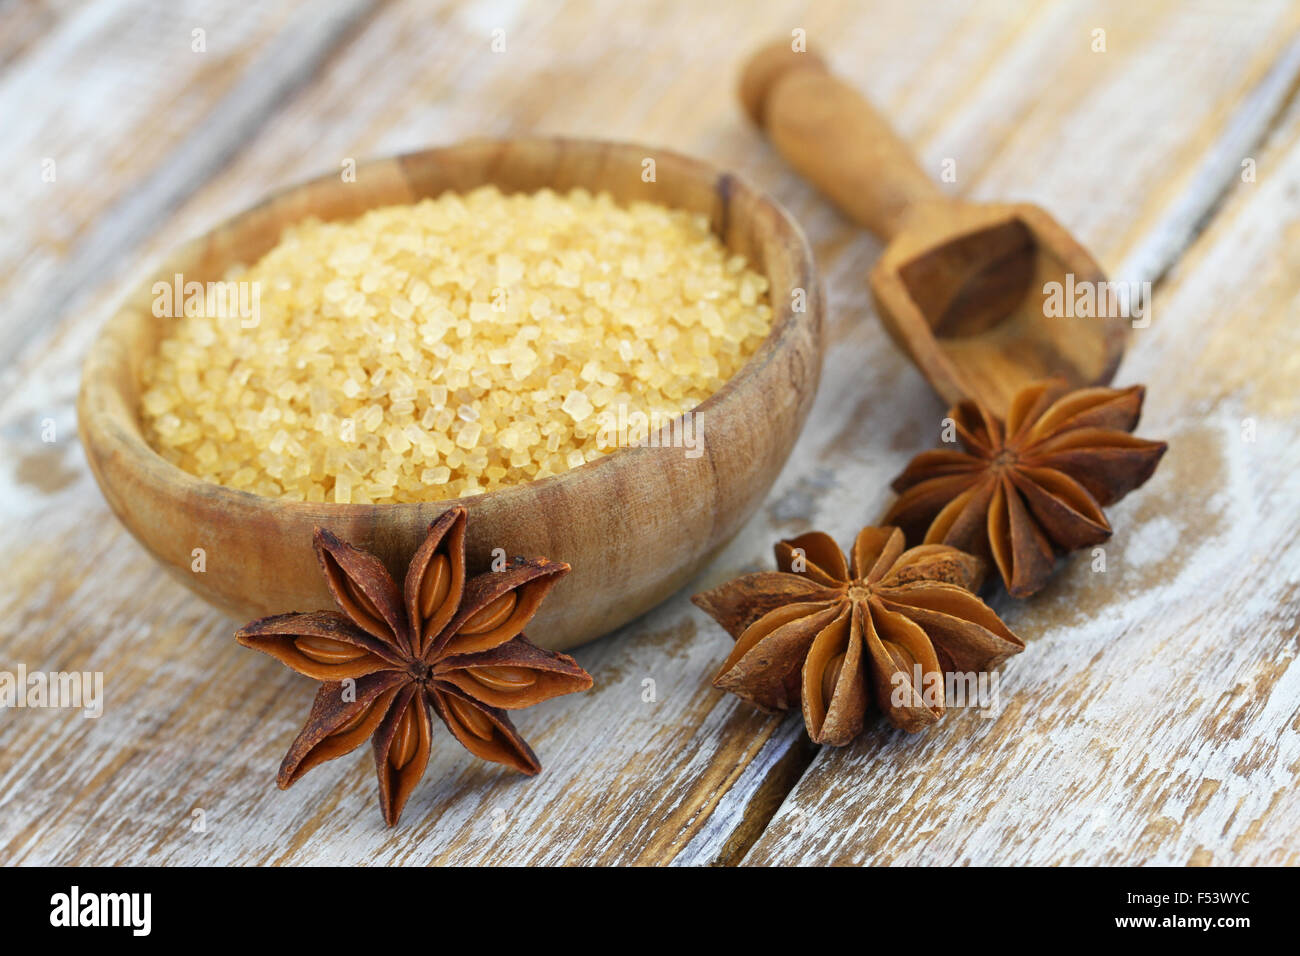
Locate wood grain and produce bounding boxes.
[0,0,376,364]
[2,0,1299,865]
[742,7,1300,868]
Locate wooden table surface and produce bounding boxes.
[3,0,1299,866]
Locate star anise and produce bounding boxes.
[884,379,1167,598]
[235,506,592,825]
[692,525,1022,741]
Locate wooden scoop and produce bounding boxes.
[740,41,1128,415]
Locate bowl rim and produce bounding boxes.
[78,136,821,518]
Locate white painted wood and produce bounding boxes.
[0,0,375,366]
[2,0,1298,864]
[744,82,1300,868]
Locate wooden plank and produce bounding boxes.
[686,0,1300,867]
[0,0,375,367]
[0,1,82,69]
[2,0,1299,864]
[743,64,1300,869]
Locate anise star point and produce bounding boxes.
[236,506,593,826]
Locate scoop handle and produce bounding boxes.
[739,40,943,241]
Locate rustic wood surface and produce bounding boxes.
[2,0,1297,866]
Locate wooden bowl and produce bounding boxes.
[78,138,823,651]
